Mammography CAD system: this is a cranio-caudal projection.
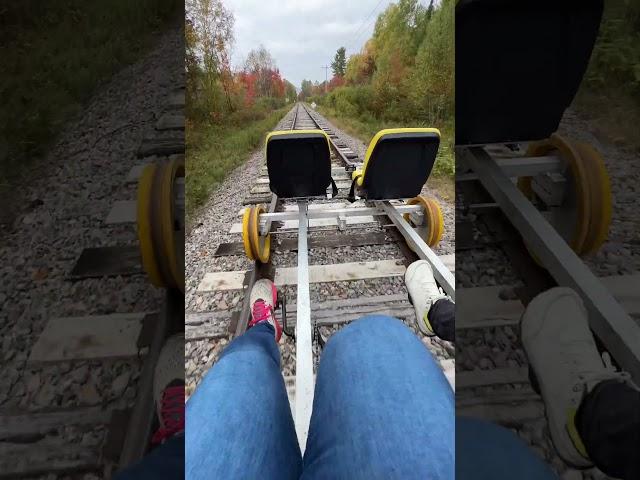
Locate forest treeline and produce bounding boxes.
[303,0,454,178]
[185,0,295,128]
[185,0,296,217]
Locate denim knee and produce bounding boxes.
[326,315,411,352]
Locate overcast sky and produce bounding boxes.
[225,0,400,89]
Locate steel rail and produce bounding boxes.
[379,201,455,300]
[300,103,360,169]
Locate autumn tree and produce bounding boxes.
[244,45,277,97]
[186,0,236,118]
[345,40,376,85]
[409,0,454,121]
[284,80,297,102]
[331,47,347,77]
[300,79,314,99]
[318,0,454,125]
[240,45,287,103]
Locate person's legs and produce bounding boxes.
[302,315,454,480]
[186,322,301,479]
[186,279,301,479]
[456,417,558,480]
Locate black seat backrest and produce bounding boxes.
[362,130,440,200]
[456,0,603,145]
[266,130,332,198]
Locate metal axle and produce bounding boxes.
[258,204,424,235]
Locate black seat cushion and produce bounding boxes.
[266,132,331,198]
[363,132,439,199]
[456,0,603,145]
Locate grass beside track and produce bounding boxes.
[186,105,290,221]
[0,1,181,190]
[573,89,640,153]
[315,105,455,201]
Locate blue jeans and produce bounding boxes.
[117,315,557,479]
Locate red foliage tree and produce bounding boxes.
[328,75,345,91]
[238,71,258,106]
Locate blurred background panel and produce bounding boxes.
[455,1,640,479]
[0,1,185,477]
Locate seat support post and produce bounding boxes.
[294,199,313,453]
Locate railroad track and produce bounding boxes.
[185,103,456,415]
[454,141,640,478]
[0,86,185,478]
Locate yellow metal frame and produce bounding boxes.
[404,195,444,248]
[265,129,331,158]
[250,205,271,263]
[163,159,184,289]
[136,157,185,291]
[352,128,441,186]
[575,142,611,255]
[520,133,610,258]
[137,164,162,286]
[242,207,255,261]
[241,205,271,263]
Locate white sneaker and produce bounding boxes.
[248,278,282,342]
[405,260,448,336]
[521,287,633,467]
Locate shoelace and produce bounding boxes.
[581,352,635,387]
[435,286,450,302]
[566,350,638,406]
[416,278,448,303]
[151,385,185,445]
[249,300,273,328]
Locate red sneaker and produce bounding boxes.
[248,279,282,342]
[151,333,185,445]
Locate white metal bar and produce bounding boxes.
[456,155,562,181]
[294,200,313,453]
[262,194,278,235]
[463,146,640,382]
[258,204,423,234]
[379,201,455,301]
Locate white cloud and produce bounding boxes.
[224,0,399,87]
